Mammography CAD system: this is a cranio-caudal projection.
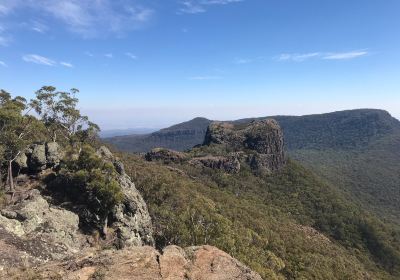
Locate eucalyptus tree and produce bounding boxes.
[0,90,44,190]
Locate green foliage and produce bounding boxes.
[49,145,122,230]
[31,86,99,145]
[0,89,45,189]
[121,153,398,279]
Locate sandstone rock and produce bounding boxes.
[1,245,263,280]
[189,155,240,173]
[204,119,285,172]
[14,152,28,170]
[0,189,84,267]
[94,146,154,247]
[28,144,47,171]
[97,145,126,175]
[111,173,154,248]
[46,142,64,167]
[145,148,187,164]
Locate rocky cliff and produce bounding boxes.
[145,119,286,174]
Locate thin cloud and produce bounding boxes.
[234,58,253,64]
[0,61,7,67]
[323,51,368,60]
[179,0,243,14]
[277,50,368,62]
[60,62,74,68]
[189,76,222,80]
[31,21,49,33]
[0,0,154,38]
[105,53,113,58]
[22,54,56,66]
[125,52,138,59]
[85,51,94,57]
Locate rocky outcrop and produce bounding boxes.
[189,155,241,173]
[111,172,154,248]
[145,148,187,164]
[14,142,65,172]
[1,145,154,269]
[204,119,285,172]
[0,189,84,268]
[2,245,263,280]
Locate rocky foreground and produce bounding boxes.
[3,245,262,280]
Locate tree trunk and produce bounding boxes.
[8,161,14,192]
[102,216,108,237]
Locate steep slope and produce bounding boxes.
[104,117,212,152]
[268,110,400,224]
[116,119,400,280]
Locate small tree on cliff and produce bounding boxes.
[0,90,44,191]
[31,86,99,150]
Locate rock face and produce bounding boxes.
[14,142,65,172]
[204,119,285,172]
[189,155,240,173]
[2,245,263,280]
[0,189,84,268]
[111,172,154,248]
[145,147,187,164]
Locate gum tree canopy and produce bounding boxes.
[0,86,99,191]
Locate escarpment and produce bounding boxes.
[145,119,286,174]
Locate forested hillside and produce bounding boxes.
[119,139,400,279]
[107,109,400,224]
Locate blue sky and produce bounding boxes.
[0,0,399,129]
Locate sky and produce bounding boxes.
[0,0,399,129]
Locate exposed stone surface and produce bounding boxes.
[1,145,154,269]
[14,142,64,172]
[46,142,64,167]
[111,173,154,248]
[28,144,47,171]
[0,189,84,269]
[97,145,126,175]
[96,146,154,247]
[189,155,241,173]
[204,119,285,172]
[145,147,188,164]
[2,245,263,280]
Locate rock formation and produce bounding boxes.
[144,119,286,174]
[145,147,188,164]
[2,245,263,280]
[0,145,154,268]
[204,119,286,172]
[14,142,65,172]
[189,154,241,173]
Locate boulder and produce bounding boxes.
[14,152,28,170]
[0,189,83,268]
[46,142,64,167]
[28,144,47,171]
